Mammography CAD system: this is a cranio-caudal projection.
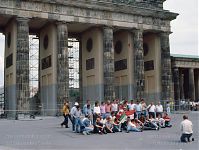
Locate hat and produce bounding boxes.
[74,102,79,106]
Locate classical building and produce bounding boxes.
[171,54,199,106]
[0,0,178,117]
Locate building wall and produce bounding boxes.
[143,33,161,103]
[114,31,134,100]
[40,23,57,116]
[4,20,17,118]
[82,28,104,103]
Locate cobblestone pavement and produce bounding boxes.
[0,112,198,150]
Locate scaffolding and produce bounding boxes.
[68,38,79,89]
[29,35,39,97]
[68,38,80,102]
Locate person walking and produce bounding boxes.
[61,101,70,128]
[180,115,194,142]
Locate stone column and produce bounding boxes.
[195,69,199,100]
[160,32,172,101]
[133,29,144,99]
[180,73,185,100]
[189,68,195,101]
[57,23,69,110]
[173,67,180,110]
[103,27,115,101]
[16,17,30,114]
[79,38,83,106]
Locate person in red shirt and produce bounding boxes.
[163,112,172,127]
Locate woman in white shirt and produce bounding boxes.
[93,101,101,125]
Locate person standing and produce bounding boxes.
[61,101,70,128]
[105,100,112,117]
[83,100,91,116]
[147,102,156,118]
[73,105,82,133]
[166,101,171,115]
[141,99,147,117]
[128,100,135,111]
[70,102,79,132]
[156,102,163,117]
[180,115,194,142]
[111,100,118,115]
[134,100,142,119]
[100,101,106,119]
[93,101,101,125]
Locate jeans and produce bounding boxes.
[127,126,141,132]
[135,111,141,119]
[181,133,192,142]
[75,117,82,133]
[84,127,94,134]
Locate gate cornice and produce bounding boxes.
[0,0,178,32]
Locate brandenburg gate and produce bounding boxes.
[0,0,178,117]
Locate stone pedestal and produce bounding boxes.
[189,68,195,101]
[16,17,30,113]
[160,32,172,101]
[133,29,144,99]
[103,27,115,101]
[57,23,69,108]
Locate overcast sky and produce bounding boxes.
[0,0,198,86]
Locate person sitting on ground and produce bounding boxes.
[113,118,122,132]
[81,115,94,135]
[134,119,143,130]
[105,116,115,133]
[93,117,107,134]
[156,114,165,128]
[180,115,194,143]
[139,114,146,125]
[149,114,159,126]
[162,112,172,127]
[126,117,142,133]
[143,115,159,130]
[110,111,116,124]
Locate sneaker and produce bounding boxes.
[82,131,87,135]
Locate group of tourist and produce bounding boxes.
[61,99,172,134]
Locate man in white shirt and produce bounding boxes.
[128,100,135,111]
[156,102,163,117]
[180,115,194,142]
[134,100,142,119]
[147,102,156,118]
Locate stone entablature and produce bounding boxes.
[0,0,177,32]
[171,57,199,69]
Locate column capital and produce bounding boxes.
[103,26,113,30]
[56,21,68,26]
[159,31,172,36]
[16,17,29,23]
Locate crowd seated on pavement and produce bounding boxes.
[61,99,173,135]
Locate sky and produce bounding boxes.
[0,0,198,86]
